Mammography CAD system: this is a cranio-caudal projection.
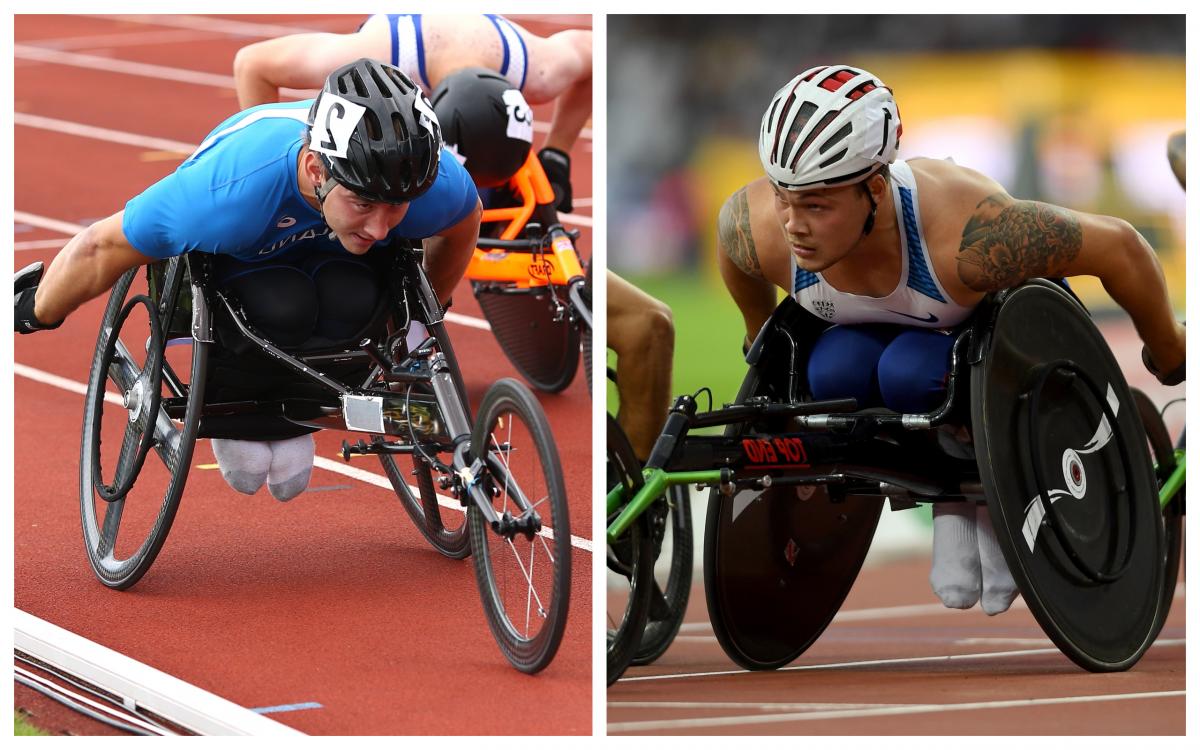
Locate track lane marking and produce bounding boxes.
[15,44,591,140]
[607,690,1186,732]
[13,362,592,553]
[616,639,1185,683]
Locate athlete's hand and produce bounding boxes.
[1142,322,1185,386]
[15,262,63,334]
[538,147,573,214]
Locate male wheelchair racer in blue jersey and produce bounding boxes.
[15,58,482,501]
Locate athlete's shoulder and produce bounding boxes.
[908,157,1006,203]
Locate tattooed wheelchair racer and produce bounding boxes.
[717,64,1185,615]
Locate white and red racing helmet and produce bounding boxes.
[758,65,901,190]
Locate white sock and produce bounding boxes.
[266,433,315,501]
[977,504,1020,615]
[211,438,271,495]
[930,502,981,609]
[405,321,429,354]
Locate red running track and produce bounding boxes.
[15,14,592,735]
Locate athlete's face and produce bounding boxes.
[322,185,410,255]
[771,183,871,272]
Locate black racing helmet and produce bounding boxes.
[307,58,442,204]
[431,67,534,188]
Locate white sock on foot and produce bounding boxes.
[266,433,315,501]
[930,502,981,609]
[977,504,1019,615]
[211,438,271,495]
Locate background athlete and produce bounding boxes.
[608,271,675,461]
[233,13,591,213]
[717,64,1185,615]
[16,58,481,502]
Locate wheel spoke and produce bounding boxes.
[504,538,548,627]
[98,499,125,558]
[537,533,556,565]
[524,537,536,636]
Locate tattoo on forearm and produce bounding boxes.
[956,193,1083,291]
[718,187,762,278]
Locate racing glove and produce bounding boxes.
[1143,344,1185,386]
[538,147,573,214]
[15,262,62,334]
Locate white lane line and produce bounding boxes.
[607,690,1186,733]
[14,210,87,236]
[15,238,69,251]
[14,363,591,553]
[617,639,1186,683]
[26,28,227,51]
[14,117,593,228]
[609,701,903,711]
[81,13,341,38]
[15,43,240,88]
[444,312,490,331]
[16,112,197,155]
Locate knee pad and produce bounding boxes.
[806,325,890,406]
[225,266,318,347]
[309,258,381,340]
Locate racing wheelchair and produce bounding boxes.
[608,278,1184,682]
[467,151,592,393]
[37,239,571,674]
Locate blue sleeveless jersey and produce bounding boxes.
[123,100,477,261]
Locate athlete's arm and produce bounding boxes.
[422,197,482,305]
[956,192,1185,377]
[32,212,157,325]
[608,271,674,461]
[717,186,779,350]
[536,30,593,153]
[234,32,368,109]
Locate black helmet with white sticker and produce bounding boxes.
[431,67,534,188]
[307,58,442,204]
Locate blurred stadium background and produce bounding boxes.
[606,14,1184,556]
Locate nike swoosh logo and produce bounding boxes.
[886,310,938,323]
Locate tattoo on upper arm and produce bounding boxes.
[718,187,763,279]
[956,193,1083,292]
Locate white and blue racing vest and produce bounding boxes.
[791,159,974,329]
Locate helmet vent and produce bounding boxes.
[391,112,409,141]
[817,147,848,169]
[819,123,852,154]
[792,109,839,169]
[818,68,858,92]
[370,65,392,98]
[780,101,816,167]
[847,82,877,101]
[363,109,381,140]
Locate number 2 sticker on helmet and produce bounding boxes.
[502,89,533,143]
[310,93,367,160]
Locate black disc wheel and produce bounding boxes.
[631,483,692,666]
[474,284,580,393]
[606,414,654,685]
[468,379,571,673]
[972,281,1164,672]
[80,260,209,589]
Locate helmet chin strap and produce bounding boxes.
[860,180,879,237]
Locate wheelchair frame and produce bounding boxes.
[79,241,572,674]
[606,280,1184,681]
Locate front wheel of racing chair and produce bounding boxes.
[606,413,654,685]
[468,378,572,673]
[1130,389,1183,644]
[79,257,209,590]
